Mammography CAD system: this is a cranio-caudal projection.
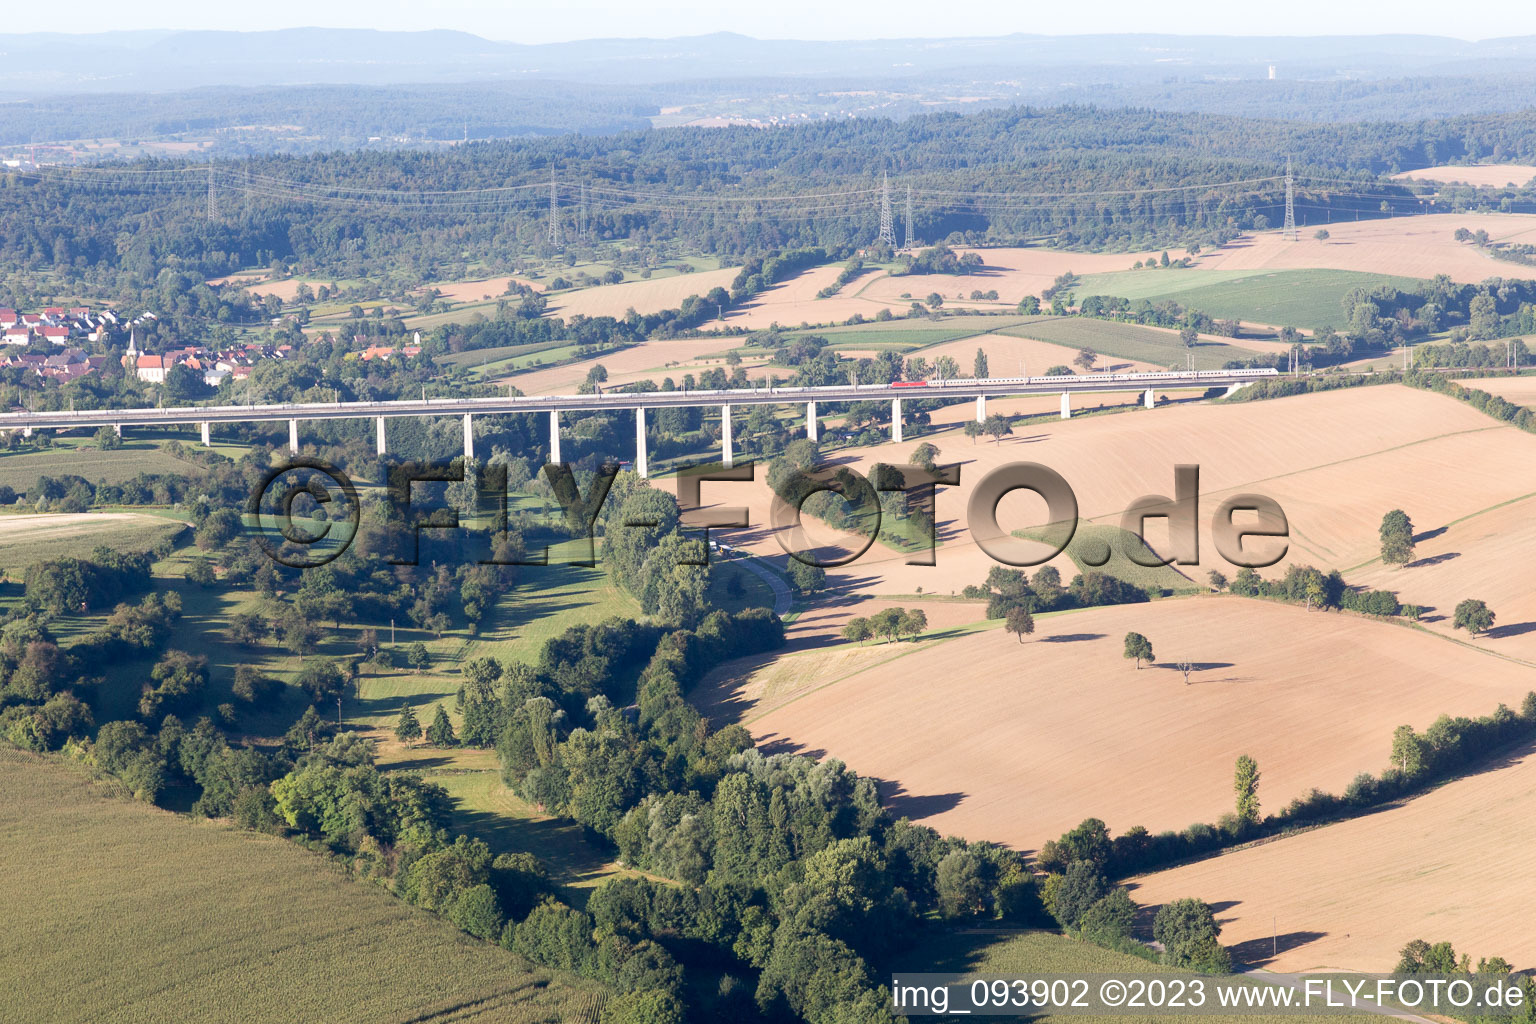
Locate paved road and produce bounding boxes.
[735,556,793,617]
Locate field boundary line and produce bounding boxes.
[1339,490,1536,573]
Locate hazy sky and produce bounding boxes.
[12,0,1536,43]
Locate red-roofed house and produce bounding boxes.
[3,328,29,346]
[136,354,166,383]
[40,326,69,346]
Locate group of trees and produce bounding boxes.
[964,564,1146,621]
[395,703,456,747]
[840,607,929,644]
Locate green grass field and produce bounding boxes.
[0,511,190,575]
[1073,268,1427,332]
[0,746,604,1024]
[1017,521,1197,594]
[0,440,211,495]
[788,314,1043,353]
[997,317,1252,370]
[439,339,572,370]
[897,930,1368,1024]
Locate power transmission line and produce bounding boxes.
[904,184,914,249]
[877,171,895,248]
[547,175,561,247]
[1283,156,1298,242]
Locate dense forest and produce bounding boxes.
[8,103,1536,296]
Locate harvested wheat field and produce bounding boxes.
[694,596,1536,850]
[1458,370,1536,404]
[544,267,738,320]
[717,264,882,329]
[858,248,1186,308]
[1354,493,1536,661]
[1392,165,1536,187]
[915,332,1165,376]
[1194,213,1536,283]
[1129,739,1536,972]
[679,385,1536,614]
[430,275,542,303]
[505,335,760,395]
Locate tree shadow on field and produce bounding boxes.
[1414,525,1449,543]
[1406,551,1460,568]
[1039,632,1105,643]
[376,753,456,771]
[1228,931,1330,969]
[880,780,966,820]
[1149,662,1240,683]
[1485,620,1536,639]
[755,732,827,760]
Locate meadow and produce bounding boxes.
[0,746,603,1024]
[1072,268,1426,332]
[996,317,1253,369]
[0,437,211,494]
[0,511,189,574]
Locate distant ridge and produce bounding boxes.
[7,29,1536,92]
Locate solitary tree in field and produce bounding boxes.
[1179,326,1199,348]
[1453,598,1496,636]
[1176,659,1194,685]
[1379,509,1416,567]
[1073,347,1097,372]
[1004,606,1035,643]
[395,704,422,745]
[426,705,457,747]
[982,414,1013,445]
[1234,754,1261,824]
[1207,570,1228,592]
[974,348,989,379]
[1314,229,1330,241]
[911,442,940,471]
[963,420,984,445]
[1123,632,1154,669]
[841,617,872,645]
[408,642,431,670]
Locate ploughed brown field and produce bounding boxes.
[673,384,1536,655]
[1129,739,1536,972]
[694,597,1535,851]
[1192,213,1536,283]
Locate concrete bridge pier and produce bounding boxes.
[635,406,648,479]
[1225,382,1247,397]
[721,403,734,468]
[375,416,386,456]
[288,419,299,453]
[891,398,903,443]
[200,421,210,446]
[462,413,474,461]
[1144,388,1155,409]
[1060,393,1071,420]
[806,401,818,442]
[114,423,122,438]
[975,394,986,423]
[549,409,561,463]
